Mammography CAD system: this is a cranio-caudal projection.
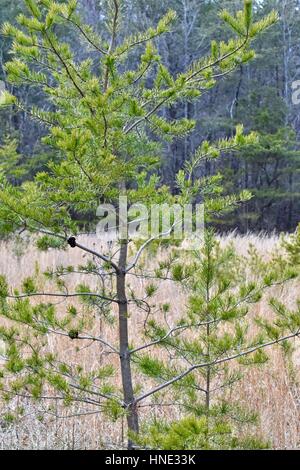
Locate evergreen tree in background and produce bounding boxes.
[0,0,299,449]
[1,0,300,232]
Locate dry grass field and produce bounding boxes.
[0,233,299,450]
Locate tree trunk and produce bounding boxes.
[205,322,211,412]
[205,264,211,446]
[117,241,139,449]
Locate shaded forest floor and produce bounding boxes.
[0,233,299,450]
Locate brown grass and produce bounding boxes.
[0,233,299,449]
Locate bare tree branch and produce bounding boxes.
[126,223,179,272]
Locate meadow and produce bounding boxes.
[0,233,299,450]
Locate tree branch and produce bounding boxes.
[130,319,220,355]
[7,291,119,304]
[126,223,180,272]
[60,15,107,55]
[134,330,300,404]
[46,328,120,354]
[29,227,120,273]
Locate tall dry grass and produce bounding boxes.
[0,233,299,449]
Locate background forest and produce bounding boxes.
[1,0,300,233]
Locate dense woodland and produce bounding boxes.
[1,0,300,233]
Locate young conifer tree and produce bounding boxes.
[0,0,298,449]
[133,230,300,449]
